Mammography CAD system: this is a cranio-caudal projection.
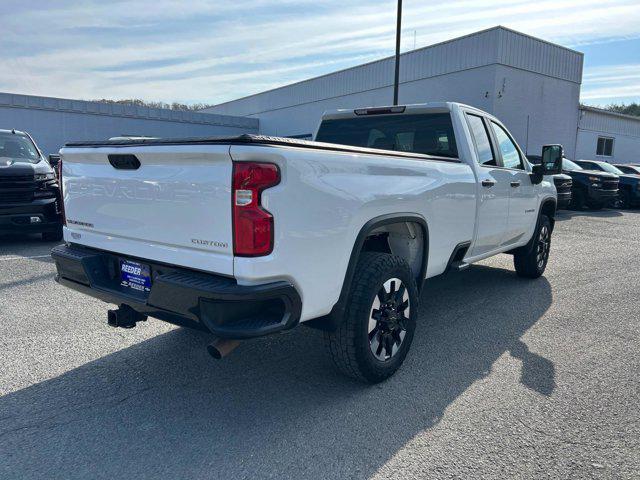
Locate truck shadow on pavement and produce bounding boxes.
[0,264,553,479]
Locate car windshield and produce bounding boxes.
[563,158,583,171]
[592,162,623,175]
[0,132,40,164]
[315,112,459,158]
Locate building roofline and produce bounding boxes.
[580,105,640,123]
[494,25,583,56]
[205,25,583,110]
[0,91,257,128]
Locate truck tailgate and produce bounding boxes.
[60,145,234,276]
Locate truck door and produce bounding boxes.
[488,121,537,247]
[465,113,511,256]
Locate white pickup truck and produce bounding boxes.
[52,102,563,383]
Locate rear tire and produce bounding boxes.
[42,226,63,242]
[514,215,551,279]
[324,252,418,383]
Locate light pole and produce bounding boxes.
[393,0,402,106]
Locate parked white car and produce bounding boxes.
[52,102,562,382]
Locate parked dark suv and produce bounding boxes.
[0,129,63,241]
[561,158,619,210]
[575,160,640,209]
[527,155,572,209]
[615,165,640,175]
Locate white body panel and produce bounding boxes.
[60,145,234,275]
[230,144,476,320]
[470,166,511,256]
[60,102,556,323]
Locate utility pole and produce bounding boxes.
[393,0,402,106]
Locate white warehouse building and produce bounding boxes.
[576,106,640,164]
[204,26,640,164]
[0,92,258,156]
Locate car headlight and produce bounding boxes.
[35,172,56,181]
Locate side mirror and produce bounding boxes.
[531,145,563,184]
[541,144,563,175]
[48,154,60,169]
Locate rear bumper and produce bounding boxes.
[51,244,302,339]
[0,198,62,234]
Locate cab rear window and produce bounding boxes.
[316,113,458,158]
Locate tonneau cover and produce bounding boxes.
[63,134,459,162]
[65,134,280,147]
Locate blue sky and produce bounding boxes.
[1,0,638,107]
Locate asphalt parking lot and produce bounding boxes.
[1,210,638,479]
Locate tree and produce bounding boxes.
[91,98,215,111]
[601,103,640,117]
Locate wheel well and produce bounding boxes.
[304,216,428,333]
[540,199,556,233]
[361,221,426,282]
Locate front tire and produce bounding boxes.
[514,215,552,279]
[618,190,631,209]
[324,252,418,383]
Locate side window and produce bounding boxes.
[490,122,523,169]
[466,114,495,166]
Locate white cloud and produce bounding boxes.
[581,64,640,103]
[0,0,639,104]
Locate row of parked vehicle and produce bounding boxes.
[2,102,639,383]
[529,156,640,211]
[0,126,638,247]
[0,129,63,241]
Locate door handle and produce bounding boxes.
[482,179,495,188]
[510,181,521,188]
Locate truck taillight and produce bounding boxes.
[57,157,66,226]
[232,162,280,256]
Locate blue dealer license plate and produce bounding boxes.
[120,259,151,293]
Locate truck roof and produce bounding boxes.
[320,102,478,120]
